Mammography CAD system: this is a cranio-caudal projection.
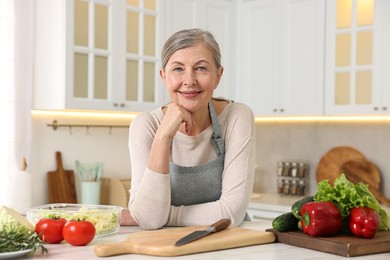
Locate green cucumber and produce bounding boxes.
[291,195,314,219]
[272,212,299,232]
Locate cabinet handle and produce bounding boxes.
[120,103,125,107]
[280,108,284,112]
[113,103,118,107]
[273,108,278,112]
[383,107,387,111]
[374,107,379,111]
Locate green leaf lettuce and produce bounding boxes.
[314,174,390,231]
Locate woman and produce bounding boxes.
[121,28,255,229]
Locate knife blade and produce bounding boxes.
[175,218,231,246]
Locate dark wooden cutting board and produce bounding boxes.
[267,228,390,257]
[47,151,77,203]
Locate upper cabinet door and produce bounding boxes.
[34,0,163,112]
[325,0,388,115]
[237,0,325,116]
[237,0,281,115]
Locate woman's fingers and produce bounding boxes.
[163,103,192,136]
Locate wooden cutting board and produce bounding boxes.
[267,229,390,257]
[341,159,390,206]
[94,226,276,257]
[47,151,77,203]
[316,146,390,206]
[316,146,366,185]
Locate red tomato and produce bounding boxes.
[35,218,67,244]
[62,220,96,246]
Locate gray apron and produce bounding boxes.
[170,102,224,206]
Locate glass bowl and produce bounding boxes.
[26,203,122,237]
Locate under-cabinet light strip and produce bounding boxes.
[255,116,390,123]
[31,110,139,119]
[32,110,390,123]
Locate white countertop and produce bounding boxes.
[29,221,390,260]
[27,194,390,259]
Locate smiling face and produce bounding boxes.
[160,44,223,113]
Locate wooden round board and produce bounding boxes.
[340,159,381,190]
[316,146,366,185]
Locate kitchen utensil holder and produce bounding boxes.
[277,161,308,196]
[80,181,101,205]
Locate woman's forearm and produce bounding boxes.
[147,132,172,174]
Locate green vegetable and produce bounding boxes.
[314,174,390,231]
[291,195,314,219]
[272,212,299,232]
[0,206,47,254]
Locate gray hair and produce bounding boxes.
[161,28,222,71]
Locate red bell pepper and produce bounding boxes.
[348,207,380,239]
[300,201,342,236]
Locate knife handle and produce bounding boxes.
[210,218,231,233]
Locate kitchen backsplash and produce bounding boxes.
[30,113,390,207]
[252,120,390,199]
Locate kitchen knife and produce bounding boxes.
[175,218,231,246]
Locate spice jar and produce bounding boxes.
[277,161,284,176]
[290,180,297,195]
[290,162,298,177]
[298,162,307,178]
[283,180,290,195]
[298,180,306,195]
[283,161,291,176]
[277,178,284,194]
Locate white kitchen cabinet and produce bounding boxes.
[162,0,236,101]
[33,0,163,112]
[247,193,296,222]
[325,0,390,115]
[247,208,287,222]
[236,0,325,116]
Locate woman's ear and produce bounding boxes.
[160,68,166,81]
[215,66,224,89]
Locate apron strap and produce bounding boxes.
[209,101,225,156]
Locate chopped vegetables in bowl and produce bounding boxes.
[26,204,122,237]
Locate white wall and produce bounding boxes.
[0,0,34,212]
[30,112,132,206]
[30,114,390,207]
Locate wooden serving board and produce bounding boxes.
[47,151,77,203]
[94,226,276,257]
[316,146,366,185]
[267,229,390,257]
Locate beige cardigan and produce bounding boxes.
[128,102,255,230]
